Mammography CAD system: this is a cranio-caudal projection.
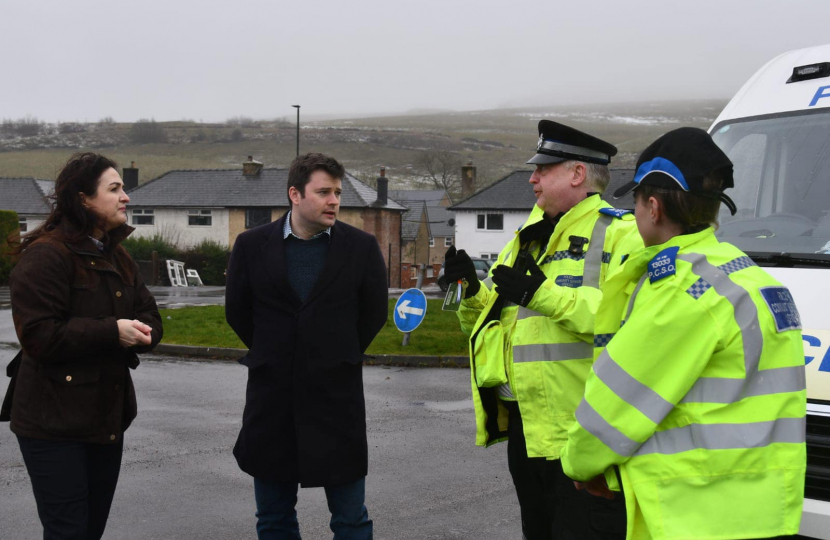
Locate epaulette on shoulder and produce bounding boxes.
[599,207,633,219]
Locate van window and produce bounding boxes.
[711,111,830,258]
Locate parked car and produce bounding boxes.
[436,257,493,292]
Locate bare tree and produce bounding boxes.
[414,150,463,197]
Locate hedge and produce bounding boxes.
[0,210,20,285]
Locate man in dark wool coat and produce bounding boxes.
[225,152,388,540]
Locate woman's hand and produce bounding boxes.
[117,319,153,348]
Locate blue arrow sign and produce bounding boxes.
[393,288,427,333]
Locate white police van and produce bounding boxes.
[709,43,830,539]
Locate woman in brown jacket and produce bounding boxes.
[5,152,162,540]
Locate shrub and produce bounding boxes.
[182,240,229,286]
[0,210,20,285]
[121,233,180,261]
[129,119,168,144]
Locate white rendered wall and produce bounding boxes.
[127,208,230,249]
[454,210,530,260]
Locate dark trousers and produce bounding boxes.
[505,401,626,540]
[17,435,124,540]
[253,476,372,540]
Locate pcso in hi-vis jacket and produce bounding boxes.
[445,120,643,540]
[560,128,806,540]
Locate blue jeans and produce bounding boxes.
[253,477,372,540]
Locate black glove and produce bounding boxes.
[444,246,480,298]
[491,254,546,307]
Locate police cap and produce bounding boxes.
[613,127,737,215]
[526,120,618,166]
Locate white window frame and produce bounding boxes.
[444,237,453,247]
[429,238,435,247]
[188,209,213,227]
[476,213,504,231]
[131,208,155,226]
[18,216,27,232]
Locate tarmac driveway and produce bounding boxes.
[0,350,520,539]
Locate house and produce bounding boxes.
[450,169,635,261]
[125,158,407,287]
[388,187,456,286]
[0,177,54,234]
[389,188,455,264]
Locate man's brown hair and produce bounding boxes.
[287,153,345,204]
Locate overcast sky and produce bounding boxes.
[3,0,830,122]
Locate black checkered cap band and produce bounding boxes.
[537,139,611,164]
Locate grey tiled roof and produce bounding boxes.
[0,177,53,215]
[450,171,535,211]
[389,189,455,239]
[401,200,428,240]
[127,168,406,211]
[427,205,454,238]
[389,189,449,208]
[450,169,637,211]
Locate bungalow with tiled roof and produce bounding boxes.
[0,177,54,234]
[126,158,407,287]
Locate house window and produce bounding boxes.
[131,208,154,226]
[19,216,27,232]
[188,209,212,226]
[245,208,271,229]
[429,238,435,247]
[480,253,499,261]
[476,213,503,231]
[444,237,453,247]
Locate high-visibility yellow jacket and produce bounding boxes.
[457,195,643,458]
[560,228,806,540]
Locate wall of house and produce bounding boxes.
[360,208,402,288]
[428,237,454,265]
[454,210,530,260]
[128,208,230,249]
[19,214,46,236]
[226,208,288,248]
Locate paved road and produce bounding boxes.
[0,350,520,539]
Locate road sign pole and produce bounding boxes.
[401,266,426,346]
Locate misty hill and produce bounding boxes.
[0,100,726,190]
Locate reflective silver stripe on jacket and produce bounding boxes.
[575,398,642,457]
[623,274,648,324]
[513,342,593,363]
[582,214,613,289]
[592,350,674,424]
[677,253,805,403]
[635,416,806,456]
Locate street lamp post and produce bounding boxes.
[291,105,300,157]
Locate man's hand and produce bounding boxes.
[444,246,480,298]
[117,319,153,348]
[491,255,546,307]
[574,475,615,500]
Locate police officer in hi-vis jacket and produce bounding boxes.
[560,127,806,540]
[445,120,643,539]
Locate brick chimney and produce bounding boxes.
[375,166,388,205]
[243,155,263,177]
[123,161,139,191]
[461,160,476,199]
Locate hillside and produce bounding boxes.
[0,100,726,190]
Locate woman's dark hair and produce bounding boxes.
[13,152,118,254]
[634,169,730,234]
[287,152,345,204]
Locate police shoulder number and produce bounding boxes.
[648,246,679,284]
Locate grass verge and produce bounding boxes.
[160,299,469,356]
